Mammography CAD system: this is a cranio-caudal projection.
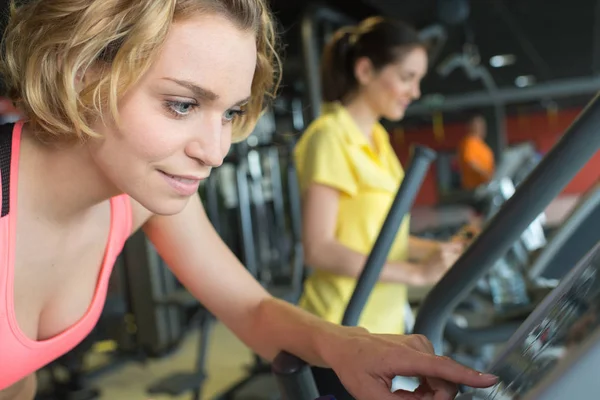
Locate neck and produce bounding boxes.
[343,96,380,140]
[21,124,121,224]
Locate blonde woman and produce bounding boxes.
[0,1,497,399]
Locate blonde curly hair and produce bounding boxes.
[0,0,281,143]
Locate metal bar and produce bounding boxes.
[435,48,508,160]
[247,149,273,284]
[192,313,213,400]
[287,152,303,244]
[406,76,600,115]
[291,97,305,132]
[287,149,306,298]
[493,103,508,163]
[301,4,355,123]
[268,147,285,234]
[412,93,600,353]
[272,352,320,400]
[267,146,288,274]
[528,182,600,280]
[342,145,437,327]
[235,155,258,278]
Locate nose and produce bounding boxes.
[186,116,228,168]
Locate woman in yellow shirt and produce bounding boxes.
[294,17,463,336]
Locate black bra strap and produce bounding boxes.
[0,123,15,217]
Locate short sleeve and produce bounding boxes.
[296,130,358,197]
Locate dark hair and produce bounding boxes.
[467,113,486,124]
[321,16,425,103]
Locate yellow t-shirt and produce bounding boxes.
[294,102,410,334]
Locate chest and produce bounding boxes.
[348,145,403,192]
[11,203,112,342]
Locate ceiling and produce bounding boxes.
[0,0,596,123]
[269,0,600,122]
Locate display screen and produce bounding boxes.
[474,243,600,399]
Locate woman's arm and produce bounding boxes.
[141,193,497,399]
[408,235,440,262]
[142,193,345,366]
[302,183,430,285]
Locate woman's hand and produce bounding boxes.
[451,224,481,247]
[417,242,463,284]
[321,327,498,400]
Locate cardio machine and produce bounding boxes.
[276,242,600,400]
[270,91,600,399]
[441,180,600,372]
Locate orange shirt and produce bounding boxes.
[458,136,495,190]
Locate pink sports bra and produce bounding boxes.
[0,121,133,390]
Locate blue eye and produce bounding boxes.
[224,108,245,122]
[165,100,196,117]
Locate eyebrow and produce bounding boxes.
[162,77,251,106]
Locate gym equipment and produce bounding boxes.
[145,129,309,399]
[427,142,540,242]
[414,91,600,353]
[218,143,436,400]
[442,182,600,371]
[528,181,600,282]
[221,137,305,303]
[270,90,600,399]
[212,124,306,400]
[457,241,600,399]
[430,150,547,346]
[115,229,214,400]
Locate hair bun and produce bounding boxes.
[335,28,356,57]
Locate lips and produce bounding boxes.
[161,171,201,184]
[159,170,203,196]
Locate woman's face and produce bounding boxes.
[88,14,257,215]
[360,47,428,121]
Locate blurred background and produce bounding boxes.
[1,0,599,399]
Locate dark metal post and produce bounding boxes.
[342,146,437,326]
[272,352,320,400]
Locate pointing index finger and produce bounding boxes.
[409,353,498,388]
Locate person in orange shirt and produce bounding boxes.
[458,115,495,190]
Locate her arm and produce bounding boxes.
[408,235,440,262]
[302,183,430,286]
[141,193,497,399]
[142,193,343,366]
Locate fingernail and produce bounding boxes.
[480,373,499,381]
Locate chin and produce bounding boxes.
[384,109,406,122]
[134,193,192,216]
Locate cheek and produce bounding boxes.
[385,79,407,99]
[109,94,183,163]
